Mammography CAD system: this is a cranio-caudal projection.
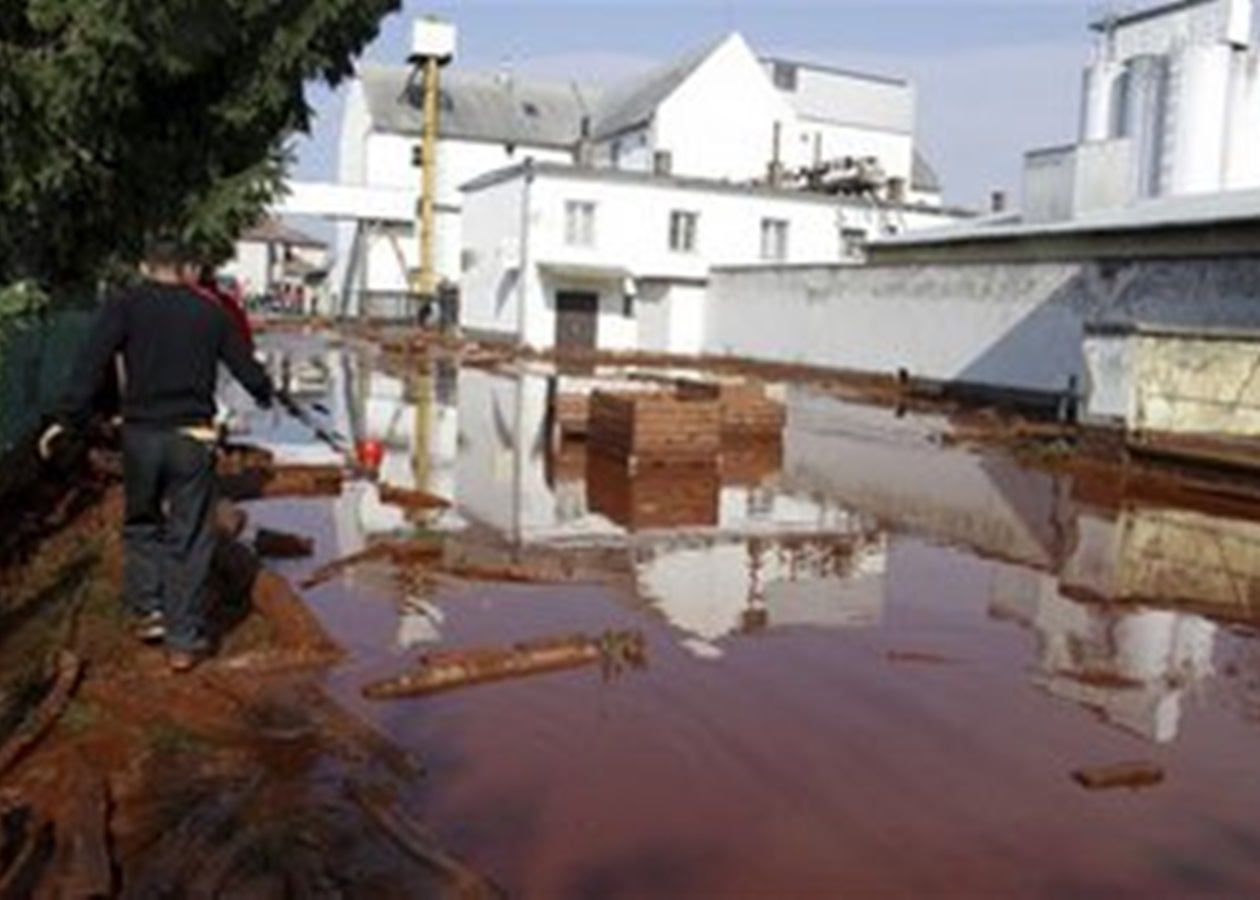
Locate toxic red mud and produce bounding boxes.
[5,327,1260,898]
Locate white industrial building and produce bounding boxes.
[322,26,957,321]
[1026,0,1260,223]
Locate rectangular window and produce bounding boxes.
[772,61,798,92]
[668,210,698,253]
[565,200,596,247]
[760,218,789,261]
[840,227,868,260]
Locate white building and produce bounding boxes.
[460,161,961,352]
[326,27,954,320]
[1026,0,1260,223]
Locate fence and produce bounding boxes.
[0,300,95,464]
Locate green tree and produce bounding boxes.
[0,0,400,291]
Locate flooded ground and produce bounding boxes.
[214,329,1260,898]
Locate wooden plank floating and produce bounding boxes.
[299,539,444,589]
[377,483,453,512]
[1071,761,1165,791]
[362,630,647,700]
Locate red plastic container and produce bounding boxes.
[355,438,384,473]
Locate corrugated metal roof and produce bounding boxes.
[358,64,594,149]
[587,36,723,139]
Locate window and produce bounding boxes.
[669,210,698,253]
[760,218,789,261]
[565,200,596,247]
[840,227,867,260]
[772,61,798,92]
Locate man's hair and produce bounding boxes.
[142,237,188,269]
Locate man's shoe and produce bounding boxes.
[133,611,166,644]
[166,647,210,674]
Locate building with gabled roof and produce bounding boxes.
[323,24,957,321]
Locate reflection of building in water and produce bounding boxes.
[1063,504,1260,626]
[587,451,721,529]
[990,565,1217,744]
[640,530,887,658]
[784,391,1073,571]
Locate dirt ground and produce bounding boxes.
[0,445,502,899]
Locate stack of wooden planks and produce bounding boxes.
[675,379,786,436]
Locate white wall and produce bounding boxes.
[1081,331,1135,423]
[461,174,526,337]
[706,263,1086,393]
[652,34,798,182]
[223,243,269,298]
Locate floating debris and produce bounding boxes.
[1072,761,1165,792]
[885,650,958,666]
[362,630,647,700]
[253,527,315,559]
[377,483,452,512]
[299,540,444,590]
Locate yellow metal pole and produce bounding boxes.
[417,54,440,302]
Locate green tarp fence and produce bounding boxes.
[0,301,95,462]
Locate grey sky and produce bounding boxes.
[291,1,1109,209]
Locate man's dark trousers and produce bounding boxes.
[121,426,216,653]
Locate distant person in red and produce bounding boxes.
[188,265,253,350]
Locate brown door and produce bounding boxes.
[555,292,598,352]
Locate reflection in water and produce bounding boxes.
[231,335,1260,897]
[990,565,1216,743]
[240,339,1260,748]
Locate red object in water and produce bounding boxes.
[355,438,384,472]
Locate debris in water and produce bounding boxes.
[362,630,647,699]
[377,483,452,512]
[1072,762,1165,791]
[253,528,315,559]
[299,539,444,590]
[885,650,958,666]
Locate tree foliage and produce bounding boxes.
[0,0,400,289]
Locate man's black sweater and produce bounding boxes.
[59,279,274,429]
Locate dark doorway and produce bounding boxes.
[555,291,599,352]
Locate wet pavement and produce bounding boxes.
[230,329,1260,898]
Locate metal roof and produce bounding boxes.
[587,36,723,140]
[358,64,594,149]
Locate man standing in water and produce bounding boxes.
[40,240,277,672]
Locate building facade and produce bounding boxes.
[1026,0,1260,223]
[326,27,949,319]
[459,161,964,352]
